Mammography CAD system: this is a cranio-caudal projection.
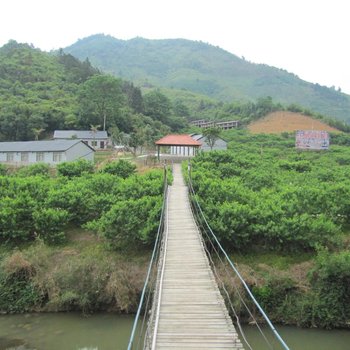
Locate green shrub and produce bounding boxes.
[0,194,36,242]
[101,159,136,178]
[309,249,350,328]
[0,252,42,312]
[33,208,69,244]
[0,164,7,176]
[278,160,311,172]
[86,195,162,247]
[57,159,94,177]
[16,163,51,177]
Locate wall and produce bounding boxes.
[170,146,196,156]
[65,142,95,162]
[84,138,109,150]
[54,137,109,150]
[200,138,227,152]
[0,151,67,165]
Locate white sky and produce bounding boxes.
[1,0,350,94]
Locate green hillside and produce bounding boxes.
[64,34,350,122]
[0,41,188,142]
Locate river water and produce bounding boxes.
[0,313,350,350]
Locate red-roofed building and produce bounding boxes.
[155,134,202,159]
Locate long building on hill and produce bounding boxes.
[53,130,109,150]
[0,140,95,165]
[191,120,239,130]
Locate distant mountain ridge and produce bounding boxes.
[64,34,350,122]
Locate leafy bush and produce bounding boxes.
[278,160,311,172]
[0,252,42,312]
[57,159,95,177]
[0,193,36,242]
[0,164,7,175]
[101,159,136,178]
[16,163,51,177]
[33,208,69,244]
[190,142,348,252]
[309,249,350,328]
[252,276,296,314]
[86,195,162,247]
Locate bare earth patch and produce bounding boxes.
[248,111,340,134]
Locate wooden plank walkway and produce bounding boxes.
[151,164,243,349]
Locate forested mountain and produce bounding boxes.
[65,34,350,122]
[0,40,188,142]
[0,39,347,145]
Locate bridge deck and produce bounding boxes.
[152,164,243,349]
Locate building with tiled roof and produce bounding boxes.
[155,134,202,158]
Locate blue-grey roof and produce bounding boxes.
[54,130,108,139]
[190,134,228,143]
[191,134,204,141]
[0,140,89,152]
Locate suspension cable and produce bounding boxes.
[150,178,169,350]
[189,186,273,350]
[127,166,168,350]
[187,165,290,350]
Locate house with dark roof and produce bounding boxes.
[53,130,109,150]
[190,134,228,151]
[0,140,95,165]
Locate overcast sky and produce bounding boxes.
[1,0,350,94]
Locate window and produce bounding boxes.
[91,141,97,147]
[36,152,44,162]
[6,153,14,162]
[21,152,29,162]
[53,152,63,162]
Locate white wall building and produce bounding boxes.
[53,130,109,150]
[0,140,95,165]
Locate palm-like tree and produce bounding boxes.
[32,128,45,141]
[90,124,101,148]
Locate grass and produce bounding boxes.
[232,251,314,270]
[0,225,151,314]
[94,150,114,164]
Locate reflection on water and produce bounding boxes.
[1,313,350,350]
[242,324,350,350]
[0,336,28,350]
[0,313,133,350]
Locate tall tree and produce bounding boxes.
[78,75,124,130]
[122,81,144,113]
[143,90,171,123]
[203,127,221,150]
[32,128,45,140]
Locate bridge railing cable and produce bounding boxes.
[187,162,290,350]
[127,165,169,350]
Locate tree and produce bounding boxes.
[32,128,45,140]
[122,81,144,113]
[90,124,101,148]
[101,160,136,178]
[203,127,221,150]
[173,100,190,117]
[128,131,144,156]
[78,75,124,130]
[57,160,95,177]
[143,90,171,123]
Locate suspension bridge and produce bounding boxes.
[128,164,289,350]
